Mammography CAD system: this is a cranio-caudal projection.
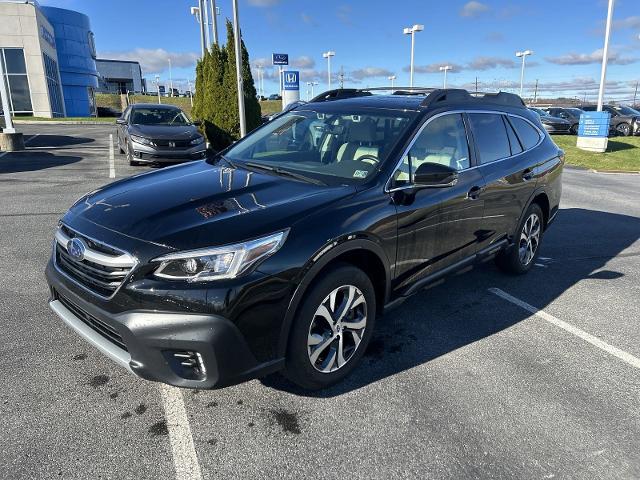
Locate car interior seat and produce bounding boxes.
[336,120,380,165]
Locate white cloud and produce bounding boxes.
[247,0,280,6]
[460,1,489,18]
[350,67,394,80]
[546,48,638,65]
[98,48,199,74]
[467,56,517,70]
[291,56,316,69]
[613,16,640,30]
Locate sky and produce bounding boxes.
[39,0,640,102]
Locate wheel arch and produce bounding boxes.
[276,238,391,357]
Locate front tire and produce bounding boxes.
[496,203,544,275]
[126,142,138,166]
[284,264,376,390]
[616,123,631,136]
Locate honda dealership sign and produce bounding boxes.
[282,70,300,106]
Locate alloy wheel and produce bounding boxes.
[617,124,630,136]
[519,213,541,266]
[307,285,367,373]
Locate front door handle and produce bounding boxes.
[522,168,534,181]
[467,185,484,200]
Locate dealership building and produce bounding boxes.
[0,0,100,117]
[96,58,145,94]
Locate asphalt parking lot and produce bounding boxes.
[1,124,639,479]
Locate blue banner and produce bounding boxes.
[283,71,299,91]
[272,53,289,66]
[578,111,611,137]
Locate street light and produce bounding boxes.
[191,2,207,58]
[187,79,193,106]
[388,75,396,89]
[209,0,219,45]
[597,0,615,111]
[515,50,533,98]
[322,51,335,89]
[307,81,318,99]
[154,75,161,104]
[168,58,173,97]
[403,24,424,87]
[256,64,264,99]
[439,65,452,88]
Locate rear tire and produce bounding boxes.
[284,264,376,390]
[496,203,544,275]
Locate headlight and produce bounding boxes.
[190,136,205,146]
[151,230,289,282]
[130,134,153,146]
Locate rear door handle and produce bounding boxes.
[467,185,484,200]
[522,169,534,181]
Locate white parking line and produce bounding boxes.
[108,134,115,178]
[489,288,640,370]
[159,384,203,480]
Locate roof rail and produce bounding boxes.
[308,86,437,103]
[421,89,525,108]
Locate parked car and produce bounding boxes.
[580,104,640,136]
[528,107,572,134]
[268,94,282,101]
[546,107,584,135]
[46,88,563,391]
[115,104,206,166]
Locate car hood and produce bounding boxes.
[64,161,356,251]
[128,124,200,139]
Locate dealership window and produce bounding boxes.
[43,53,64,117]
[0,48,33,116]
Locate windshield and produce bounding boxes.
[224,108,416,183]
[130,108,192,126]
[612,105,640,116]
[565,108,583,116]
[529,108,548,117]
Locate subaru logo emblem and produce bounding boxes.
[67,238,86,261]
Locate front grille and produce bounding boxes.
[152,139,190,148]
[54,225,136,298]
[56,292,128,351]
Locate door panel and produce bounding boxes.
[391,113,486,293]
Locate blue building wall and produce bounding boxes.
[41,7,99,117]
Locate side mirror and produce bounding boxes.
[116,118,127,125]
[192,120,202,126]
[414,162,458,187]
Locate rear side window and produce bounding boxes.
[468,113,511,164]
[503,117,523,155]
[510,117,541,150]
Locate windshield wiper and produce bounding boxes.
[244,162,325,186]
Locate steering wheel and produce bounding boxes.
[355,154,379,165]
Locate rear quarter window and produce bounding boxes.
[510,117,541,150]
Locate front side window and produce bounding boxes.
[468,113,511,164]
[225,109,415,183]
[130,108,191,125]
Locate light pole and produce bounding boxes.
[256,65,264,98]
[155,75,161,104]
[0,53,15,133]
[168,58,173,97]
[187,79,193,106]
[403,24,424,87]
[597,0,615,111]
[515,50,533,98]
[231,0,246,137]
[191,3,207,58]
[307,81,318,99]
[388,75,396,89]
[322,51,335,89]
[209,0,219,45]
[439,65,452,88]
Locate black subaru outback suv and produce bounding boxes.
[46,88,563,390]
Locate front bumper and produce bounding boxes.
[130,140,206,162]
[46,262,284,389]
